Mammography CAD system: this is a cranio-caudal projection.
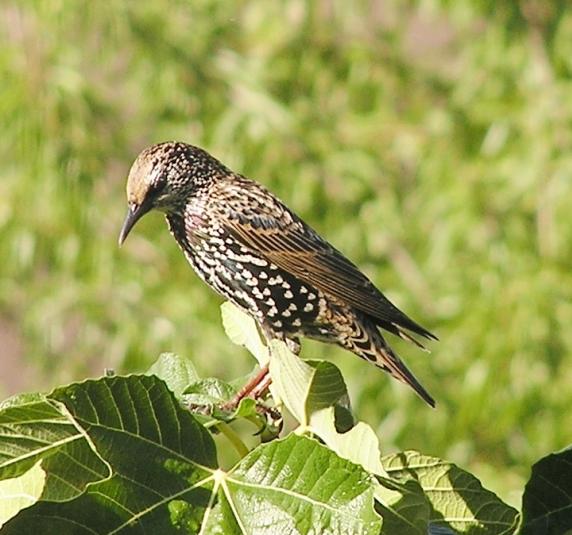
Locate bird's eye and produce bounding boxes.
[147,178,166,200]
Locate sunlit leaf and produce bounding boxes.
[268,340,313,423]
[221,302,268,366]
[0,395,109,502]
[203,434,382,534]
[378,451,518,534]
[0,461,45,528]
[268,339,351,427]
[2,376,218,534]
[310,407,386,477]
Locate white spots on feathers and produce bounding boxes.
[179,220,326,340]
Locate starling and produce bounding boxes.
[119,142,437,407]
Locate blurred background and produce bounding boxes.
[1,0,572,507]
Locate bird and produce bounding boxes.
[119,142,437,407]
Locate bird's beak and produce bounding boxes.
[118,202,151,246]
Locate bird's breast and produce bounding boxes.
[167,216,328,337]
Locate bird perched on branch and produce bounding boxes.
[119,142,437,406]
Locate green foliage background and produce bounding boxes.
[1,0,571,507]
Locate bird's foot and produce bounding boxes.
[221,364,271,411]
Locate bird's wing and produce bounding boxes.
[218,180,436,342]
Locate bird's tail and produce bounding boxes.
[342,316,435,407]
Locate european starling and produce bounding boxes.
[119,142,437,407]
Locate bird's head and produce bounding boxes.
[118,141,228,245]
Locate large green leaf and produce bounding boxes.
[203,434,382,534]
[2,376,218,534]
[519,445,572,535]
[0,394,109,502]
[377,451,518,534]
[2,377,383,534]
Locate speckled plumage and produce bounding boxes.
[119,141,437,406]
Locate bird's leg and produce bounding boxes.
[248,336,300,399]
[229,364,270,407]
[222,335,301,411]
[220,364,270,412]
[249,369,273,399]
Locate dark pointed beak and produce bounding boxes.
[118,202,151,246]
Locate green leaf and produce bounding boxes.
[0,461,45,528]
[519,445,572,535]
[183,377,280,440]
[375,475,430,534]
[232,397,258,419]
[221,302,268,366]
[3,375,218,534]
[0,392,47,410]
[268,339,313,423]
[304,360,350,413]
[0,395,109,502]
[203,434,382,534]
[221,302,350,428]
[378,451,518,534]
[310,407,386,477]
[147,352,201,398]
[184,378,236,405]
[268,340,349,426]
